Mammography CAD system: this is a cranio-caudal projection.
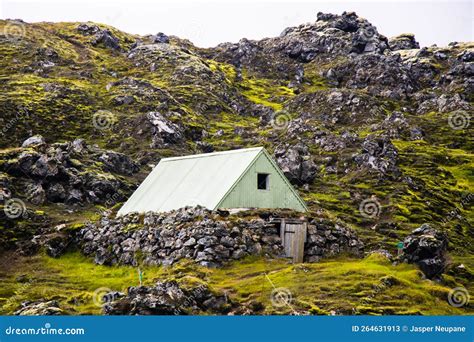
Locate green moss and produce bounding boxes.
[1,252,469,315]
[206,60,237,84]
[238,72,294,110]
[208,254,468,315]
[0,252,165,314]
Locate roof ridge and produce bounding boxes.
[161,147,264,162]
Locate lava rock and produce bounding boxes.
[44,235,70,258]
[104,281,228,315]
[98,151,139,175]
[25,182,46,205]
[152,32,170,44]
[14,300,63,315]
[46,183,67,202]
[305,220,364,260]
[354,136,399,177]
[401,224,448,278]
[275,143,317,185]
[0,139,138,206]
[388,33,420,51]
[77,23,100,35]
[113,95,135,105]
[147,112,184,148]
[102,291,126,303]
[21,135,46,148]
[91,29,121,50]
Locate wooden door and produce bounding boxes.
[280,219,307,263]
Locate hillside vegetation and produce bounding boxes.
[0,12,472,315]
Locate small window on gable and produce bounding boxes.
[257,173,269,190]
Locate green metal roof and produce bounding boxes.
[118,147,307,215]
[118,147,262,214]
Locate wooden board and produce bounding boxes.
[280,220,307,263]
[292,222,307,263]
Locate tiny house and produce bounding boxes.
[118,147,307,215]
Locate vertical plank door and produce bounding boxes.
[280,220,307,263]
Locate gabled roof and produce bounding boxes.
[118,147,264,215]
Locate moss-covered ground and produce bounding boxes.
[0,251,471,315]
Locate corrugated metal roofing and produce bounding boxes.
[118,147,264,215]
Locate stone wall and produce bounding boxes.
[305,220,364,262]
[77,207,363,267]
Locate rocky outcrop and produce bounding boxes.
[354,136,399,177]
[99,151,139,176]
[389,34,420,51]
[14,300,63,315]
[274,143,317,185]
[77,23,121,50]
[209,12,389,82]
[104,281,229,315]
[152,32,170,44]
[324,53,417,98]
[401,224,449,278]
[147,111,184,148]
[0,137,139,206]
[373,111,424,140]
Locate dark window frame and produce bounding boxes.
[257,173,270,190]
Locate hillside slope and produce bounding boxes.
[0,12,472,315]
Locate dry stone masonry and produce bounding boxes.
[77,207,364,267]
